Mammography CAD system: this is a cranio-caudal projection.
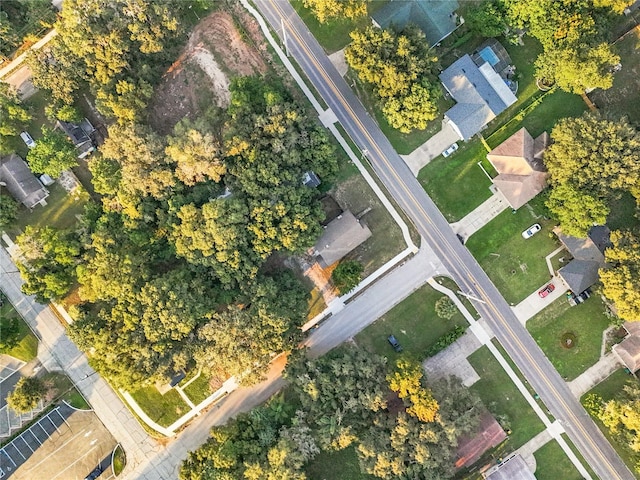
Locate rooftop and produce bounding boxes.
[0,153,49,209]
[314,210,371,267]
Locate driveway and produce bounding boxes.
[422,330,482,387]
[511,277,568,324]
[400,121,460,176]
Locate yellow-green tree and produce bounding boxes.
[302,0,368,23]
[600,230,640,322]
[387,358,439,423]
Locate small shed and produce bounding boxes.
[314,211,371,267]
[0,153,49,209]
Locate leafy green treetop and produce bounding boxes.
[27,127,78,178]
[302,0,368,23]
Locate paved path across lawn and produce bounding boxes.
[450,190,509,242]
[400,121,460,176]
[511,277,568,323]
[567,353,621,398]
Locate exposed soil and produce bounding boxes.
[148,9,268,134]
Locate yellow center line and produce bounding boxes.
[267,1,621,476]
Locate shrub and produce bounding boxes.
[7,376,47,413]
[426,326,466,357]
[435,296,458,319]
[332,260,364,294]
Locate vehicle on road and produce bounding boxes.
[20,131,36,149]
[442,143,459,158]
[538,283,555,298]
[522,223,542,239]
[387,335,403,352]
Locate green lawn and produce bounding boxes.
[418,140,493,222]
[113,444,126,476]
[590,29,640,124]
[0,301,38,362]
[533,439,583,480]
[527,296,611,380]
[465,207,560,304]
[42,371,91,410]
[290,1,389,54]
[581,370,640,476]
[467,346,545,450]
[355,283,467,359]
[305,446,373,480]
[182,372,212,406]
[130,386,190,428]
[608,191,640,231]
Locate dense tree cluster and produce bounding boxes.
[600,229,640,322]
[345,26,441,133]
[0,82,31,154]
[0,0,57,57]
[301,0,369,24]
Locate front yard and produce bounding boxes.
[355,283,467,359]
[527,296,611,380]
[0,300,38,362]
[533,439,583,480]
[465,206,559,304]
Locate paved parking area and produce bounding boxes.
[0,402,116,479]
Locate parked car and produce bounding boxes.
[387,335,403,352]
[20,131,36,149]
[84,466,103,480]
[442,143,459,158]
[521,223,542,239]
[538,283,555,298]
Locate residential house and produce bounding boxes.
[371,0,460,47]
[440,42,517,141]
[554,226,610,294]
[314,210,372,267]
[487,128,550,209]
[302,171,321,188]
[55,119,95,159]
[612,322,640,373]
[0,153,49,209]
[455,410,507,469]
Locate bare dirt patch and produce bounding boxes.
[148,9,268,134]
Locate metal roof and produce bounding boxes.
[0,153,49,209]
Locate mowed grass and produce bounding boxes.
[0,301,38,362]
[590,30,640,124]
[182,372,212,406]
[527,296,611,380]
[466,207,560,304]
[533,439,583,480]
[130,386,190,428]
[608,191,640,231]
[305,445,373,480]
[467,346,545,449]
[581,370,640,475]
[290,0,389,54]
[355,283,467,359]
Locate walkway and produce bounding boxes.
[511,277,568,323]
[450,191,509,242]
[567,353,620,398]
[400,121,460,176]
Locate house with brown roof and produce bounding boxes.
[613,323,640,373]
[313,210,372,267]
[487,128,549,209]
[554,226,610,294]
[0,153,49,209]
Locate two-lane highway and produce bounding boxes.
[254,2,635,478]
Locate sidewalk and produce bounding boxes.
[450,191,509,242]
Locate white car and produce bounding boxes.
[522,223,542,239]
[442,143,459,158]
[20,131,36,149]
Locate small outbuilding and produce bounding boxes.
[0,153,49,209]
[314,210,371,267]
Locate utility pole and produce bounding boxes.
[457,290,487,304]
[281,18,290,57]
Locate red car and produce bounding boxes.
[538,283,555,298]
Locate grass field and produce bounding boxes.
[43,372,91,410]
[527,296,610,380]
[0,302,38,362]
[130,386,189,428]
[466,207,559,304]
[467,346,545,450]
[182,372,212,406]
[581,370,640,475]
[590,29,640,124]
[355,283,467,359]
[305,446,372,480]
[533,439,583,480]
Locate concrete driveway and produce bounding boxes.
[511,277,568,324]
[401,121,460,176]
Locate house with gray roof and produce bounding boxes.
[554,226,610,294]
[55,119,95,159]
[0,153,49,209]
[371,0,460,47]
[440,52,517,140]
[314,210,372,267]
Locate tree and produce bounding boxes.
[345,26,441,132]
[16,226,81,302]
[387,358,440,423]
[599,382,640,456]
[7,377,47,413]
[302,0,368,23]
[26,127,78,178]
[332,260,363,293]
[600,229,640,322]
[0,194,19,228]
[435,296,458,320]
[546,184,609,238]
[87,154,122,195]
[0,316,20,351]
[0,82,31,153]
[467,0,508,38]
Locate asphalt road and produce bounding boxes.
[254,2,635,479]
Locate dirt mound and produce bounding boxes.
[148,9,268,134]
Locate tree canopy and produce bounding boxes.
[6,376,47,413]
[600,229,640,323]
[301,0,368,23]
[0,82,31,154]
[26,127,79,178]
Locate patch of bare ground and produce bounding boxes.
[148,9,268,134]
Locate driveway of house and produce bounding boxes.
[401,121,460,176]
[511,277,568,324]
[422,330,482,387]
[450,190,509,242]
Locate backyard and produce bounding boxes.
[527,296,611,380]
[355,283,467,358]
[467,346,546,450]
[305,446,372,480]
[0,300,38,362]
[465,206,560,305]
[533,439,583,480]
